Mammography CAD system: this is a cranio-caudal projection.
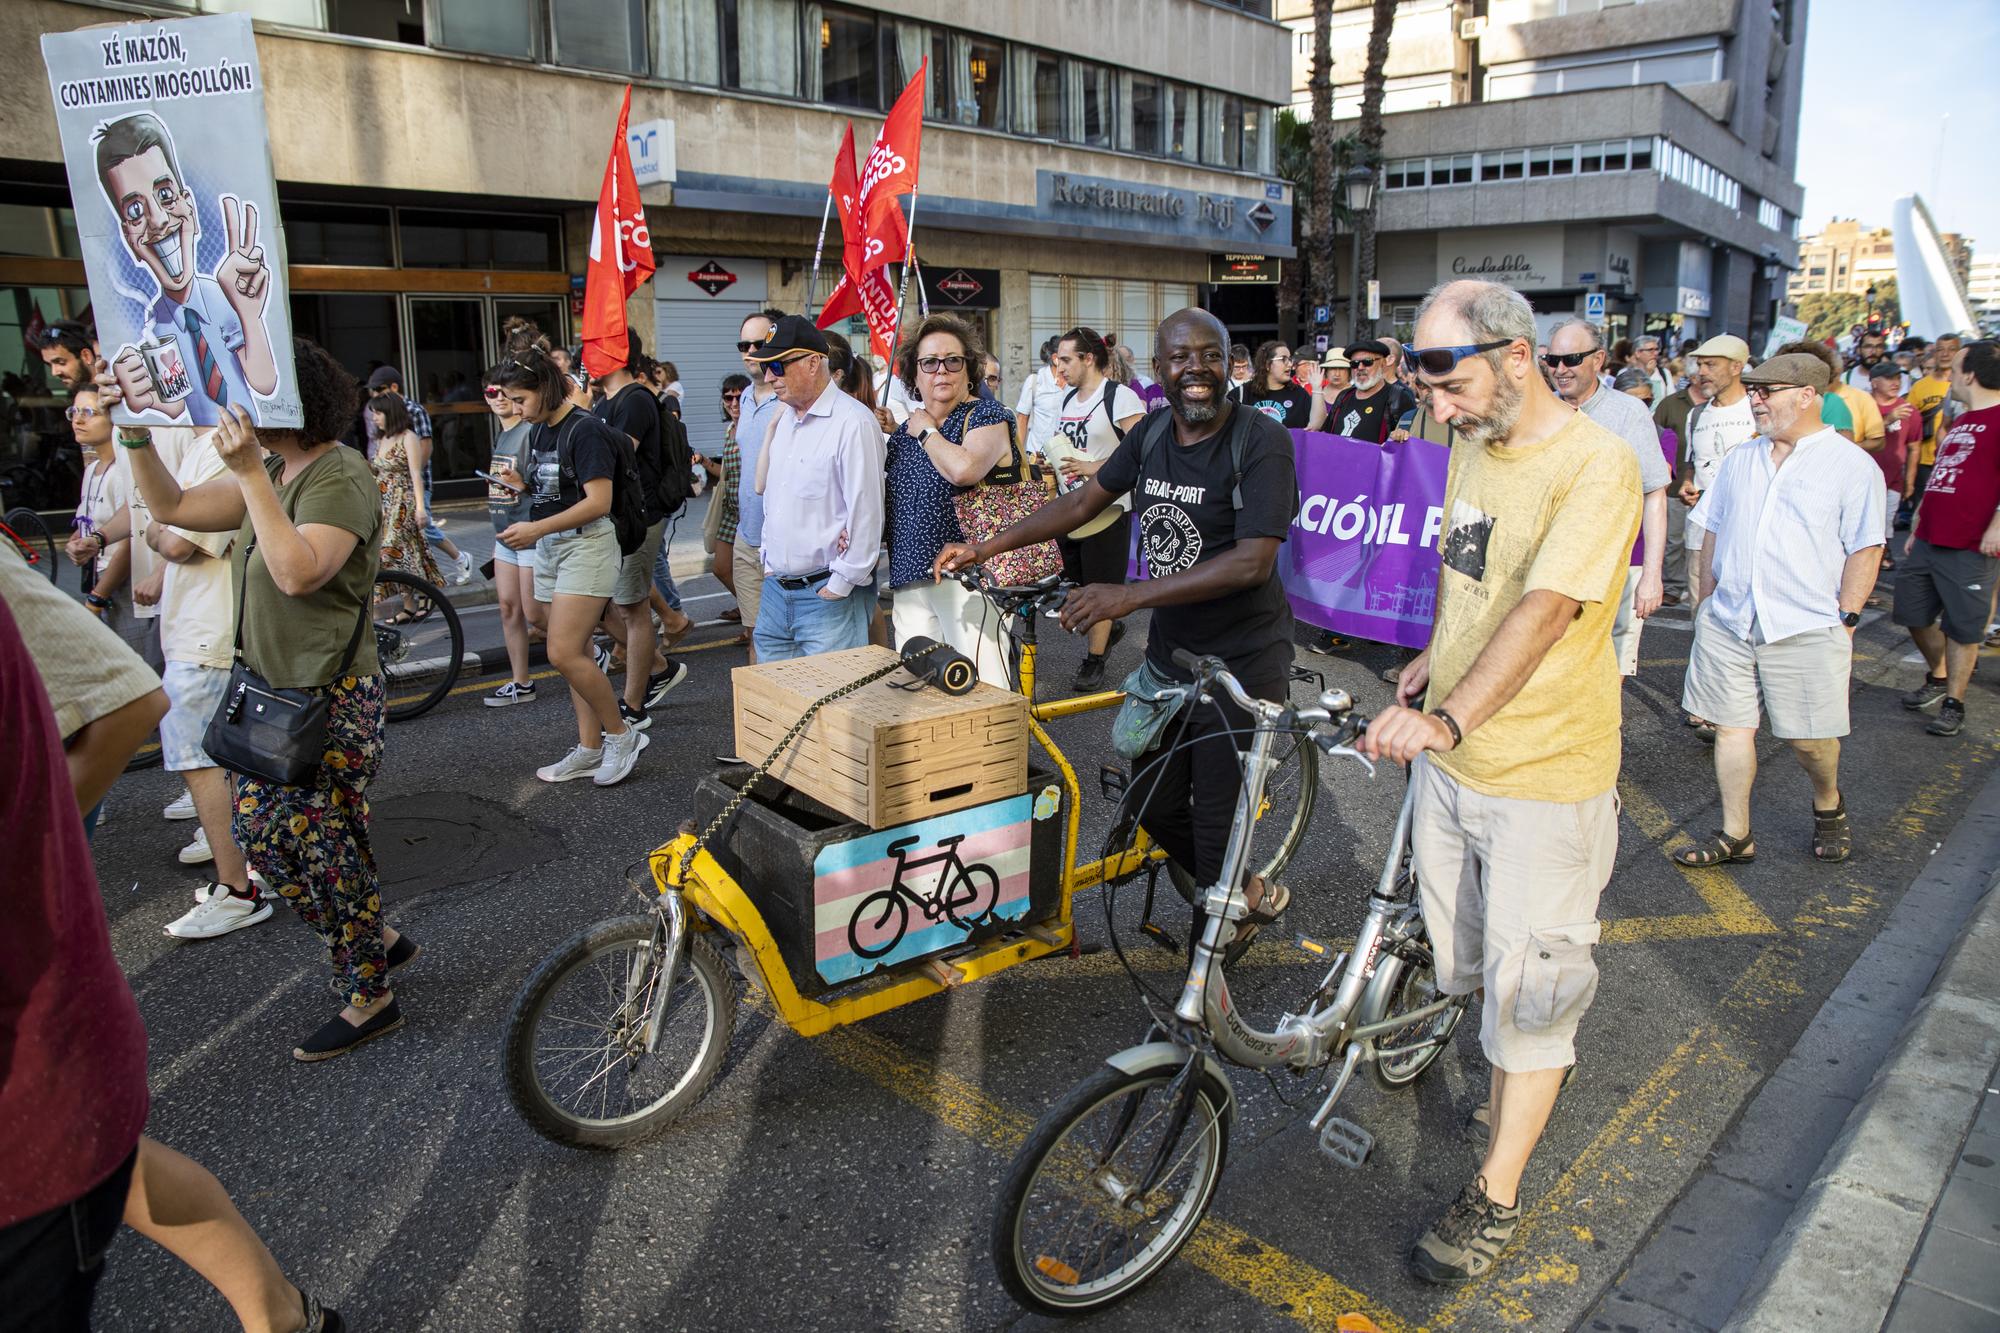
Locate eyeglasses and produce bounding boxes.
[1271,353,1294,362]
[1541,350,1599,369]
[64,405,99,421]
[983,374,1002,387]
[1744,383,1805,401]
[1408,340,1515,376]
[917,355,969,375]
[736,339,766,353]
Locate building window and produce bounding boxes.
[552,0,648,74]
[659,0,722,84]
[1010,46,1062,139]
[1166,84,1197,161]
[814,5,882,109]
[432,0,540,60]
[956,36,1004,127]
[1070,59,1114,147]
[1127,75,1164,154]
[398,209,563,272]
[286,203,394,267]
[325,0,424,43]
[723,0,799,94]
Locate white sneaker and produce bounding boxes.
[593,728,650,786]
[195,871,274,904]
[179,827,214,865]
[165,889,273,939]
[163,788,197,821]
[451,550,475,586]
[536,744,604,783]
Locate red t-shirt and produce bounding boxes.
[1917,403,2000,551]
[0,595,150,1227]
[1873,396,1918,493]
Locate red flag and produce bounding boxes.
[581,86,656,379]
[816,124,866,328]
[858,61,925,276]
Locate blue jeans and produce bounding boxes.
[753,577,872,662]
[421,463,448,547]
[650,512,683,611]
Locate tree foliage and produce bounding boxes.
[1797,278,1900,343]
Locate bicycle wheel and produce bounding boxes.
[848,889,910,959]
[993,1058,1233,1317]
[945,862,1000,930]
[1367,940,1468,1092]
[372,570,463,721]
[504,914,736,1149]
[4,508,60,583]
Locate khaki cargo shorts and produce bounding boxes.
[1682,606,1851,739]
[1409,754,1618,1074]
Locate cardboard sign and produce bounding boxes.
[42,14,298,427]
[1763,315,1808,361]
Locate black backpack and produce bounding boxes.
[606,442,649,556]
[1061,382,1131,444]
[655,409,694,517]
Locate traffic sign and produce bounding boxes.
[1315,334,1329,354]
[1585,292,1607,320]
[1313,304,1331,326]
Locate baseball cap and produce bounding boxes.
[367,365,403,390]
[1691,335,1750,363]
[745,315,829,362]
[1868,361,1903,381]
[1740,352,1830,390]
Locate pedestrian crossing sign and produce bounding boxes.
[1585,292,1607,320]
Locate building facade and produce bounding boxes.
[1968,254,2000,329]
[2,0,1290,490]
[1787,218,1896,300]
[1277,0,1806,349]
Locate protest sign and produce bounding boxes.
[42,13,298,427]
[1762,315,1808,362]
[1283,433,1447,649]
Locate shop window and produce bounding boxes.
[814,6,882,109]
[399,209,561,272]
[553,0,648,74]
[722,0,799,94]
[432,0,539,61]
[283,203,393,267]
[1119,281,1153,342]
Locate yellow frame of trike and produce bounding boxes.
[651,641,1164,1038]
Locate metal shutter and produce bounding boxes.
[653,295,759,464]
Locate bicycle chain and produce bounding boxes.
[673,643,948,882]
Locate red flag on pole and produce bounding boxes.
[581,86,656,379]
[816,124,865,328]
[858,62,925,278]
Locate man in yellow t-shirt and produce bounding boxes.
[1362,279,1639,1287]
[1907,341,1957,494]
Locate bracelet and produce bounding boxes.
[84,592,112,610]
[91,530,107,553]
[116,429,152,449]
[1429,708,1463,749]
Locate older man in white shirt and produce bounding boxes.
[1674,352,1885,870]
[751,317,886,662]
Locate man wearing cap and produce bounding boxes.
[1631,335,1670,405]
[749,316,886,661]
[1326,339,1415,445]
[1674,352,1884,869]
[1869,361,1921,563]
[1545,319,1671,675]
[368,366,473,585]
[1676,336,1757,613]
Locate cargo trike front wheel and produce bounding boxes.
[503,913,736,1148]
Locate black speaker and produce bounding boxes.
[899,636,977,695]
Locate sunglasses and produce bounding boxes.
[1408,340,1515,376]
[759,354,810,379]
[722,391,744,401]
[1541,350,1599,369]
[917,355,968,375]
[482,386,505,399]
[736,339,766,353]
[64,405,99,421]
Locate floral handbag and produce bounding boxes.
[951,408,1063,585]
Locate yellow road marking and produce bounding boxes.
[1603,781,1778,943]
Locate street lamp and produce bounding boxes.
[1344,162,1377,340]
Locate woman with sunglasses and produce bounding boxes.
[61,387,149,657]
[885,314,1016,685]
[481,365,539,705]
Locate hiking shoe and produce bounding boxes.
[293,999,404,1063]
[1469,1064,1577,1147]
[644,660,689,709]
[535,744,604,783]
[1928,699,1966,737]
[1073,654,1108,693]
[1903,675,1949,710]
[593,728,650,786]
[165,889,273,940]
[618,700,652,731]
[178,827,214,865]
[1410,1177,1522,1285]
[163,787,196,821]
[483,680,537,708]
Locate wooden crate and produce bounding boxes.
[732,646,1030,829]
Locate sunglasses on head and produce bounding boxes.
[1409,340,1515,376]
[1542,350,1598,369]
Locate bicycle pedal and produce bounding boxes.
[1317,1116,1373,1169]
[1293,933,1332,958]
[1099,764,1129,800]
[1138,921,1181,954]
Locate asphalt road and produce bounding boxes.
[86,550,2000,1333]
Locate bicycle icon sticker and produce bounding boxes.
[812,793,1034,984]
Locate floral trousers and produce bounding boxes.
[233,673,390,1007]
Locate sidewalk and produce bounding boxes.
[1584,758,2000,1332]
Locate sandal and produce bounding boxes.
[718,607,742,623]
[1673,830,1755,867]
[293,999,404,1063]
[1811,796,1851,863]
[386,608,420,626]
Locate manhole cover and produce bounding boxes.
[371,791,562,900]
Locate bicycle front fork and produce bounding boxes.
[639,890,688,1053]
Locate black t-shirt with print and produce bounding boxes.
[528,408,622,525]
[595,382,665,522]
[1329,383,1416,444]
[1096,404,1299,690]
[1238,381,1313,430]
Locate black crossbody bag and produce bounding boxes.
[203,538,370,787]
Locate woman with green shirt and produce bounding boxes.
[113,339,417,1063]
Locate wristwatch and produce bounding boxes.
[1840,611,1861,628]
[915,428,935,447]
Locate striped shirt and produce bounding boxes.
[1688,426,1884,643]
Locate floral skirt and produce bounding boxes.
[232,673,391,1007]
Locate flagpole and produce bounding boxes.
[880,185,921,407]
[804,188,835,321]
[912,253,930,319]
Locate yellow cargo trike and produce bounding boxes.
[501,572,1320,1149]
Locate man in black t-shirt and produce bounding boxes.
[1327,339,1416,444]
[936,308,1300,938]
[591,331,688,728]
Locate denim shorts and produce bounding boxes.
[533,518,619,602]
[491,537,527,568]
[159,660,231,771]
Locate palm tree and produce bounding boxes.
[1354,0,1398,338]
[1307,0,1336,342]
[1275,110,1310,347]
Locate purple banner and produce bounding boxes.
[1283,432,1448,650]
